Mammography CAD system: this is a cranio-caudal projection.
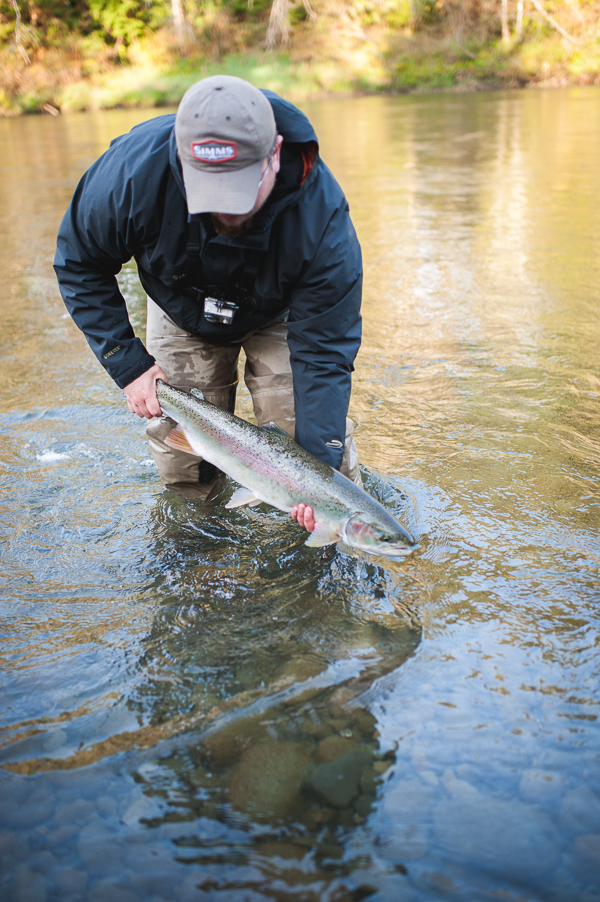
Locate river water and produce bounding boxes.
[0,87,599,902]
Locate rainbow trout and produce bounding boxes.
[156,381,415,558]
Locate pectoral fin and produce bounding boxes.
[304,521,339,548]
[225,486,262,509]
[164,424,198,455]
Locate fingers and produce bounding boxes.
[290,503,315,533]
[123,364,167,419]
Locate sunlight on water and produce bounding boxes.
[1,89,599,901]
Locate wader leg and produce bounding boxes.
[145,298,239,500]
[243,322,363,488]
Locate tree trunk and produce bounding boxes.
[501,0,510,42]
[516,0,524,39]
[171,0,186,48]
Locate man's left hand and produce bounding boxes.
[291,502,315,532]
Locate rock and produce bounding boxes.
[519,768,568,803]
[572,834,600,885]
[202,715,269,768]
[353,792,375,817]
[316,735,358,763]
[304,749,372,809]
[55,797,96,825]
[328,687,357,718]
[353,708,377,739]
[229,741,313,820]
[559,787,600,835]
[433,794,561,877]
[277,655,325,682]
[54,867,88,894]
[122,795,163,827]
[77,822,122,875]
[87,884,140,902]
[3,784,54,830]
[13,865,47,902]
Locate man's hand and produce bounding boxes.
[291,502,315,533]
[123,364,167,419]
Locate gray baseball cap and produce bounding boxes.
[175,75,276,216]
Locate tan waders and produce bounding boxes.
[145,298,361,500]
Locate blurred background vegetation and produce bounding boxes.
[1,0,599,114]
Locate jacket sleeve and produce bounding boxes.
[53,151,156,390]
[287,201,362,469]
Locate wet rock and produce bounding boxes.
[559,786,600,835]
[45,824,77,849]
[304,749,372,809]
[519,768,568,803]
[353,792,375,817]
[54,867,88,894]
[229,741,313,820]
[328,687,357,718]
[572,833,600,884]
[353,708,377,739]
[122,795,163,827]
[277,654,325,682]
[13,864,47,902]
[77,822,122,875]
[316,735,357,763]
[433,794,561,877]
[3,784,54,830]
[87,884,140,902]
[202,715,269,768]
[55,797,96,825]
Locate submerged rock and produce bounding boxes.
[316,735,358,763]
[229,741,313,820]
[202,715,269,768]
[304,748,373,809]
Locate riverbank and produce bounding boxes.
[1,2,599,116]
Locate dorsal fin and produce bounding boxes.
[262,422,292,439]
[190,387,205,401]
[164,424,198,455]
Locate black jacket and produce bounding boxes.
[54,91,362,469]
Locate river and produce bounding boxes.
[0,87,599,902]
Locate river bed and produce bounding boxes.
[0,87,599,901]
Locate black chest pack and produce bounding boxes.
[176,220,268,326]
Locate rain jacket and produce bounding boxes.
[54,91,362,469]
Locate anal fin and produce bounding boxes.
[225,486,262,509]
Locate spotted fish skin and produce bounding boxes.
[156,381,415,557]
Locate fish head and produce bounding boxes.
[341,510,415,558]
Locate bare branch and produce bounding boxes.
[528,0,578,45]
[11,0,30,65]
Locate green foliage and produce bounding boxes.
[87,0,168,44]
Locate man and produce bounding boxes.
[55,76,363,532]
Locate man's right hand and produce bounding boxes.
[123,364,167,419]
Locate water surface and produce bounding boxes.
[1,88,599,901]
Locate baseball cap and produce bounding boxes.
[175,75,276,216]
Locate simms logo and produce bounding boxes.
[191,141,237,163]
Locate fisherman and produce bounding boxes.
[54,76,363,532]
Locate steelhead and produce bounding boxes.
[156,381,415,558]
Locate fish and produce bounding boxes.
[156,380,415,558]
